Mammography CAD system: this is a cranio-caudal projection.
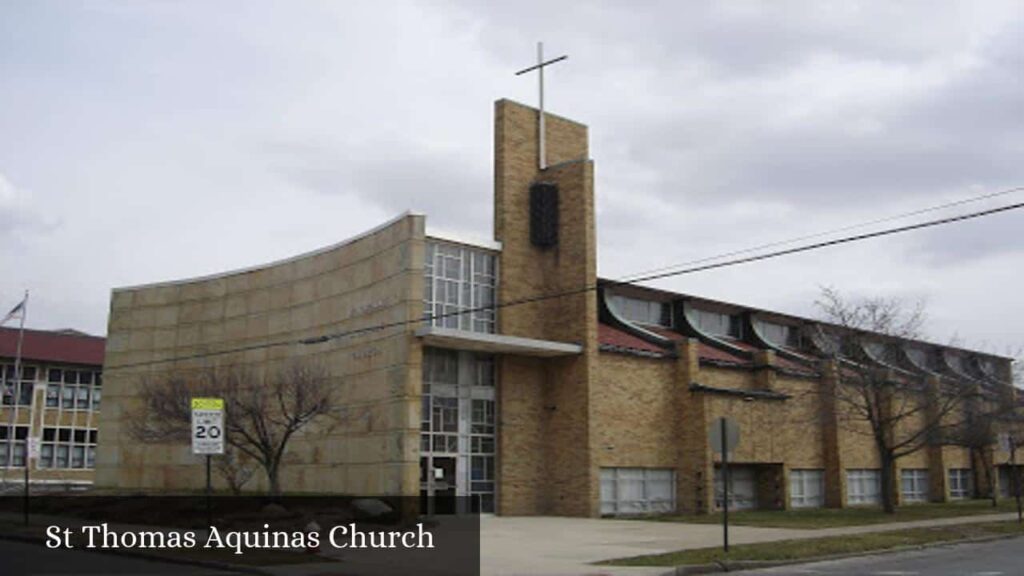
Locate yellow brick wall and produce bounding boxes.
[593,353,678,468]
[493,99,598,516]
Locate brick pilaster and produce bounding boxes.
[675,338,713,514]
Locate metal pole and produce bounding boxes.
[206,454,212,529]
[12,292,28,526]
[721,418,729,553]
[538,41,546,171]
[1012,441,1022,524]
[23,451,28,526]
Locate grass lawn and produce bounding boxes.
[599,520,1024,567]
[649,499,1022,529]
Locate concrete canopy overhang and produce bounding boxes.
[414,326,583,357]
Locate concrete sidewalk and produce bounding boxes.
[479,512,1021,576]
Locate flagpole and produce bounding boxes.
[1,293,28,498]
[14,291,29,524]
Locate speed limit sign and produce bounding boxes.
[191,397,225,455]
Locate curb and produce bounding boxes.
[663,532,1024,575]
[0,530,277,575]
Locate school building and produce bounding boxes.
[95,99,1019,516]
[1,327,105,489]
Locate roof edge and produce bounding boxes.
[113,211,423,293]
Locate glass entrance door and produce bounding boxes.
[420,348,496,513]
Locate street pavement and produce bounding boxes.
[742,535,1024,575]
[479,512,1022,576]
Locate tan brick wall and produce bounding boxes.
[96,214,425,495]
[675,340,713,514]
[496,355,546,515]
[493,99,598,516]
[592,353,677,468]
[576,342,989,515]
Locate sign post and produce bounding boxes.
[709,417,740,553]
[24,437,39,526]
[1003,433,1023,525]
[191,398,224,529]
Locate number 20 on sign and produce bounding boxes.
[191,397,225,455]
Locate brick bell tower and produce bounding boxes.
[492,99,600,516]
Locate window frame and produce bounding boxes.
[900,469,930,503]
[949,468,973,499]
[789,469,825,509]
[600,467,677,516]
[38,426,99,470]
[608,295,671,327]
[846,469,881,505]
[690,308,742,339]
[423,242,498,334]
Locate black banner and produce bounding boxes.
[0,496,479,575]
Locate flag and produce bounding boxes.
[1,297,25,326]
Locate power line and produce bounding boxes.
[618,200,1024,285]
[105,199,1024,371]
[618,185,1024,282]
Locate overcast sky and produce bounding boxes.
[1,1,1022,356]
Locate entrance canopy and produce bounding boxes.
[414,326,583,357]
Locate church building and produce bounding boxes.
[96,100,1018,517]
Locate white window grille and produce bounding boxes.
[789,469,825,508]
[44,368,102,412]
[900,469,929,503]
[949,468,972,499]
[423,242,497,333]
[600,468,676,515]
[714,466,758,510]
[37,427,98,470]
[846,469,881,505]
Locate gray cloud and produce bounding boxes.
[0,0,1021,355]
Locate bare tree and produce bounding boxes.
[215,447,258,495]
[815,287,984,513]
[129,360,337,495]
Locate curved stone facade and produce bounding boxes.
[96,214,426,495]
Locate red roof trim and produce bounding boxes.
[598,324,667,356]
[0,328,106,367]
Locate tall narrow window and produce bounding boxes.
[420,348,497,513]
[949,469,972,499]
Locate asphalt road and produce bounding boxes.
[0,539,241,575]
[744,536,1024,576]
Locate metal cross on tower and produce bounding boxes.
[515,42,568,170]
